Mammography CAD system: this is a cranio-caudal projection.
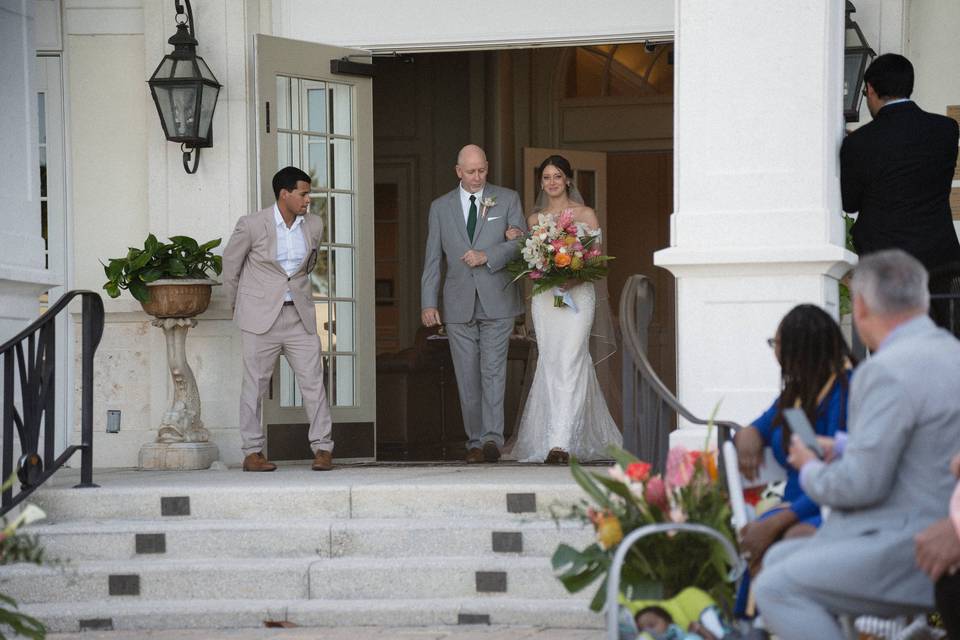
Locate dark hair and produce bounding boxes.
[272,166,312,199]
[636,605,673,625]
[863,54,914,99]
[772,304,855,452]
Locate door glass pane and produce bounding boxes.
[333,301,354,352]
[335,355,354,405]
[302,80,327,134]
[310,195,329,243]
[331,247,354,297]
[330,193,353,244]
[576,170,596,208]
[329,83,351,136]
[277,132,295,168]
[330,138,353,190]
[304,136,328,189]
[279,356,303,407]
[315,301,332,351]
[311,248,330,298]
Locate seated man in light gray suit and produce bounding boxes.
[755,249,960,638]
[420,144,526,463]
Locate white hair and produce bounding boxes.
[851,249,929,316]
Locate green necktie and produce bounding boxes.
[467,194,477,242]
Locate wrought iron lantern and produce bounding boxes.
[844,1,876,123]
[147,0,222,174]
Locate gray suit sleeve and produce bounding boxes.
[801,365,915,509]
[420,202,442,310]
[221,215,252,311]
[484,190,526,273]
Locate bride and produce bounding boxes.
[509,155,623,464]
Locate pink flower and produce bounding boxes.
[644,476,668,511]
[529,270,543,280]
[666,446,695,489]
[572,242,583,252]
[557,210,574,228]
[607,465,629,484]
[565,225,578,235]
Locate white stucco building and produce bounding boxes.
[2,0,959,468]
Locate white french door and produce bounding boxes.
[254,35,375,460]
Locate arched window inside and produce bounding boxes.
[565,43,674,98]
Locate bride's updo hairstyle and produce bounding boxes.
[537,155,574,193]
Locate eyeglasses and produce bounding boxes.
[766,337,779,348]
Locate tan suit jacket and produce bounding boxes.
[222,206,323,335]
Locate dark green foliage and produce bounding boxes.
[102,234,222,303]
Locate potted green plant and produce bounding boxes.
[102,234,222,318]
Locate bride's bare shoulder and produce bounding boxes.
[526,212,541,227]
[571,205,599,230]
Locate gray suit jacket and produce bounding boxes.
[420,183,526,323]
[221,207,322,335]
[801,315,960,604]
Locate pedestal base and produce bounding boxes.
[139,442,220,470]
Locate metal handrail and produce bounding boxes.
[618,275,742,460]
[605,522,745,640]
[1,290,104,515]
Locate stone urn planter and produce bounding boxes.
[139,279,220,470]
[140,278,213,318]
[102,234,224,470]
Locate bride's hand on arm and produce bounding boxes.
[504,226,524,241]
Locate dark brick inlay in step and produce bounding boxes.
[108,574,140,596]
[160,496,190,516]
[475,571,507,593]
[458,613,491,625]
[79,618,113,631]
[506,492,536,513]
[135,533,166,554]
[491,531,523,553]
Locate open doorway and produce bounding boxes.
[372,43,675,460]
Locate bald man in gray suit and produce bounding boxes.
[420,145,526,463]
[755,250,960,638]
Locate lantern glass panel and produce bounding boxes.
[196,57,217,82]
[173,59,197,79]
[155,58,174,78]
[166,85,199,137]
[844,51,862,110]
[198,84,219,140]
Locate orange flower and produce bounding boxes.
[625,461,651,482]
[554,253,572,267]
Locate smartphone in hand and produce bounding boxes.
[783,407,825,458]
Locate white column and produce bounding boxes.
[655,1,856,447]
[0,0,60,341]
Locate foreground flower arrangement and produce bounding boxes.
[0,475,48,639]
[552,445,737,612]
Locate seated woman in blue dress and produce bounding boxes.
[733,304,854,617]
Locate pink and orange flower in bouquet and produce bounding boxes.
[551,445,737,612]
[507,209,613,307]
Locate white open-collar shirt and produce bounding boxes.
[458,183,485,225]
[273,204,307,302]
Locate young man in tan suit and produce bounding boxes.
[222,166,333,472]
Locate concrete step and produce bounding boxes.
[32,518,593,561]
[2,556,578,604]
[22,597,603,634]
[30,465,587,522]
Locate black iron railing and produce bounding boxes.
[619,275,741,471]
[1,291,104,516]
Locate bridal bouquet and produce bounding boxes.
[507,209,613,307]
[551,445,737,612]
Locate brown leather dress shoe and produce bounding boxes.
[242,452,277,472]
[312,449,333,471]
[482,441,501,463]
[465,447,484,463]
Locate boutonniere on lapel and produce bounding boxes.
[480,196,497,220]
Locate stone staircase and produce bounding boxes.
[2,465,603,633]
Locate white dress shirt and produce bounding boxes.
[459,184,484,225]
[273,204,307,302]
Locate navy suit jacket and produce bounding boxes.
[841,101,960,270]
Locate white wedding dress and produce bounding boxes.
[511,277,623,463]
